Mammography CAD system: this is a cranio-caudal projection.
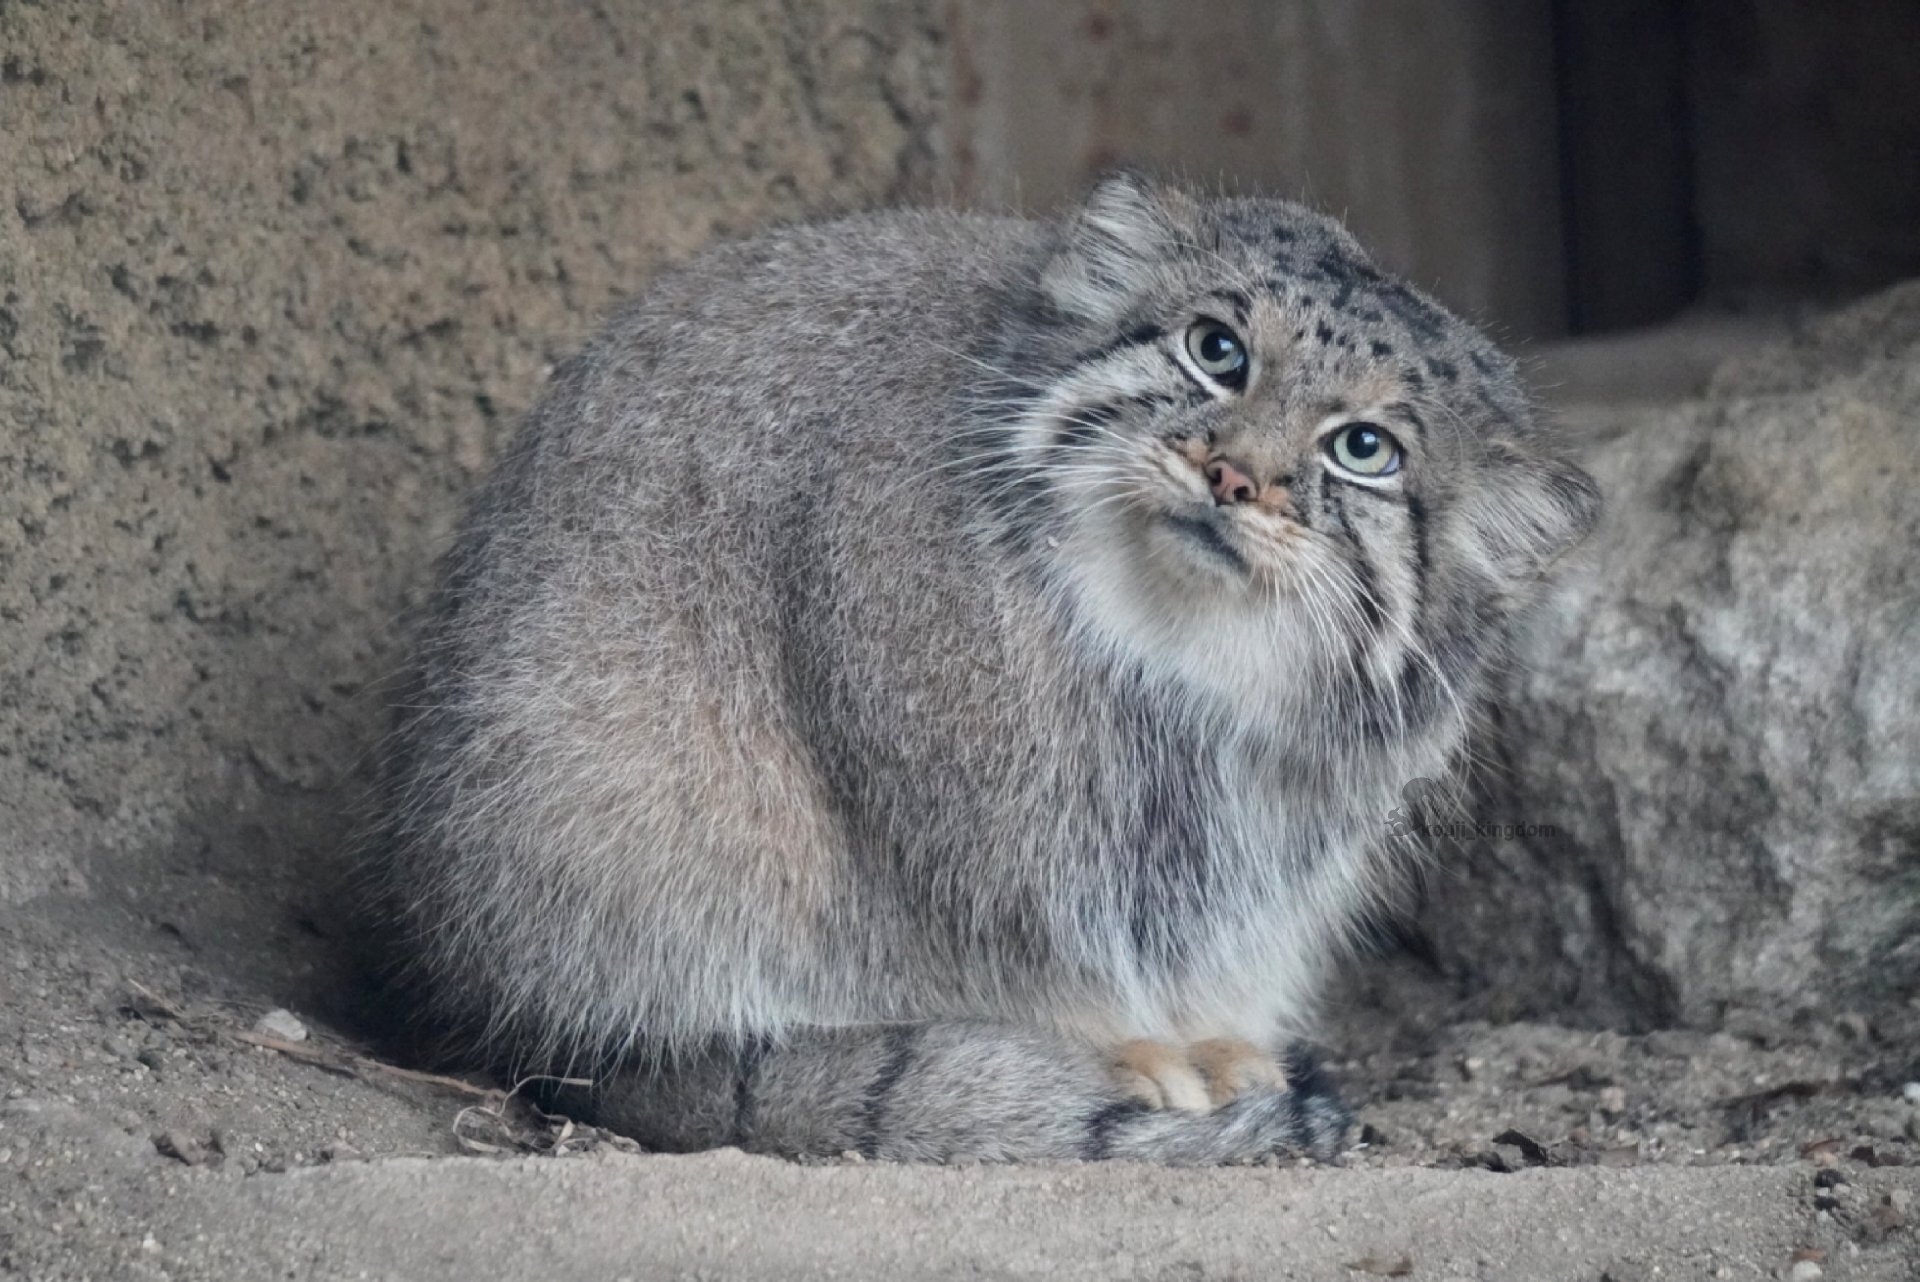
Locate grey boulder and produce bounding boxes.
[1413,282,1920,1033]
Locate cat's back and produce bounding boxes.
[429,205,1048,703]
[546,207,1043,467]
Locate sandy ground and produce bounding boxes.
[3,897,1916,1280]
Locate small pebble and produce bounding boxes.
[1788,1260,1823,1281]
[1901,1081,1920,1105]
[154,1129,209,1166]
[1598,1086,1627,1113]
[253,1008,308,1042]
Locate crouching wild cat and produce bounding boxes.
[376,173,1597,1164]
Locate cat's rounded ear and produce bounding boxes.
[1041,170,1191,323]
[1460,442,1602,594]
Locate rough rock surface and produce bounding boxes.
[1414,282,1920,1034]
[0,0,940,1004]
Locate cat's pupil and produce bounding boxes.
[1201,332,1237,364]
[1346,427,1379,458]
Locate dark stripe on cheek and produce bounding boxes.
[1323,473,1385,633]
[1073,323,1164,369]
[1406,493,1431,629]
[1397,494,1437,732]
[1395,651,1428,725]
[1056,399,1123,448]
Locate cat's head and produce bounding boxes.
[979,172,1598,746]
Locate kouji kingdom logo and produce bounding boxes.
[1385,777,1560,842]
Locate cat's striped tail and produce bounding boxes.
[548,1021,1351,1165]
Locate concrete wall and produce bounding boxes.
[944,0,1567,338]
[0,1,940,991]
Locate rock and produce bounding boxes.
[153,1129,210,1167]
[1415,281,1920,1030]
[252,1008,308,1043]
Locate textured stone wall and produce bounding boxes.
[0,1,940,985]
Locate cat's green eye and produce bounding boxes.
[1184,319,1249,389]
[1326,422,1402,477]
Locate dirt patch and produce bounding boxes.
[3,910,1915,1277]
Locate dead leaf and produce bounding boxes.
[1491,1128,1551,1165]
[1346,1254,1413,1277]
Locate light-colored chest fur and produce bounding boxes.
[1019,692,1444,1048]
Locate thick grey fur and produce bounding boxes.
[376,175,1598,1164]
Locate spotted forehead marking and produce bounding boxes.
[1232,218,1454,347]
[1201,203,1529,431]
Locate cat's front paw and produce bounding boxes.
[1110,1039,1212,1112]
[1108,1037,1289,1112]
[1188,1037,1289,1107]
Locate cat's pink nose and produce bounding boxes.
[1206,458,1258,505]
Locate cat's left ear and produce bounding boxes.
[1461,441,1601,590]
[1042,171,1192,323]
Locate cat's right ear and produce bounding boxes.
[1041,171,1181,323]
